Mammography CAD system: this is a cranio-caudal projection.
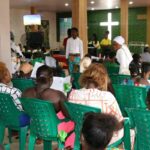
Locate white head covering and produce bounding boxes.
[113,36,125,46]
[80,57,92,73]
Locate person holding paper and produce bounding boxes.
[22,65,75,149]
[66,27,83,73]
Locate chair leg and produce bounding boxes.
[44,140,52,150]
[0,124,5,144]
[19,126,28,150]
[8,129,12,143]
[28,134,36,150]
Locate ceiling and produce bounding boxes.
[10,0,150,12]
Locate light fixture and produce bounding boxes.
[115,6,119,9]
[91,7,95,11]
[23,7,41,26]
[90,1,95,4]
[65,3,69,7]
[129,1,134,5]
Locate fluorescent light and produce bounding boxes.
[65,3,69,6]
[90,1,95,4]
[23,14,41,25]
[129,1,133,5]
[91,8,95,11]
[115,6,119,8]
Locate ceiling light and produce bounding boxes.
[91,8,95,11]
[129,1,133,5]
[115,6,119,8]
[65,3,69,7]
[90,1,95,4]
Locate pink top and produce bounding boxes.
[69,88,124,145]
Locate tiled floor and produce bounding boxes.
[3,130,58,150]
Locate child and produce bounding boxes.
[81,113,121,150]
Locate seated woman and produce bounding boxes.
[139,62,150,86]
[68,63,123,145]
[22,65,75,149]
[81,113,121,150]
[0,64,22,111]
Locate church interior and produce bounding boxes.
[0,0,150,149]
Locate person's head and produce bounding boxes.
[92,34,98,42]
[0,66,11,85]
[144,46,150,53]
[113,36,125,51]
[19,63,33,78]
[79,63,108,91]
[80,57,92,73]
[104,31,109,39]
[108,51,116,62]
[67,28,71,38]
[71,27,78,39]
[36,65,53,88]
[132,54,141,63]
[141,62,150,79]
[81,113,120,150]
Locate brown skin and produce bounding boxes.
[71,30,78,39]
[22,78,70,118]
[113,41,122,51]
[1,69,11,85]
[139,71,150,86]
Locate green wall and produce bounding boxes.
[56,7,147,44]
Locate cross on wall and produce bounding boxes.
[100,12,119,40]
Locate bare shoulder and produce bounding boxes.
[22,87,35,98]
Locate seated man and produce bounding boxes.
[0,64,22,111]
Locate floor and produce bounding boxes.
[3,129,58,150]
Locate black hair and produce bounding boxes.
[141,62,150,78]
[81,113,120,150]
[71,27,78,32]
[36,65,53,85]
[109,51,116,59]
[144,47,149,53]
[92,33,98,44]
[132,53,141,62]
[67,28,72,37]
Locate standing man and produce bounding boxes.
[113,36,133,75]
[66,27,83,73]
[100,31,111,59]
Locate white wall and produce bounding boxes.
[0,0,12,72]
[10,8,59,49]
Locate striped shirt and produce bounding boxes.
[0,83,22,111]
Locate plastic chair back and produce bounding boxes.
[21,98,59,140]
[12,78,35,92]
[105,63,119,75]
[113,84,147,117]
[127,108,150,150]
[64,102,101,150]
[0,93,21,128]
[109,74,131,84]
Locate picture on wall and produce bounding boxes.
[25,20,50,49]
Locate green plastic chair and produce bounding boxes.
[65,102,131,150]
[30,58,44,66]
[64,102,101,150]
[109,74,131,84]
[12,78,35,92]
[105,63,119,75]
[107,118,131,150]
[71,73,81,89]
[20,98,63,150]
[113,84,147,117]
[0,93,28,150]
[126,108,150,150]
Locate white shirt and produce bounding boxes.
[0,83,22,111]
[45,56,56,68]
[66,37,83,59]
[141,52,150,62]
[69,88,124,145]
[116,44,133,75]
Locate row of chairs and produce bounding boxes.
[0,93,131,150]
